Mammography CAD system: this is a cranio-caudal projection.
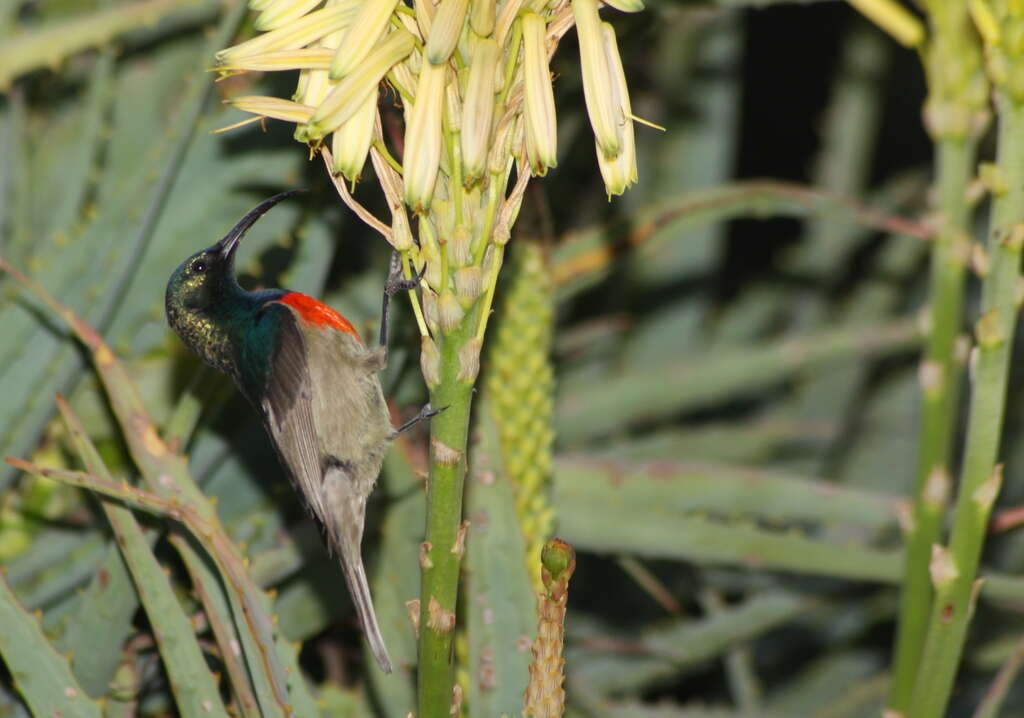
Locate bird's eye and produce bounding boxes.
[193,260,207,274]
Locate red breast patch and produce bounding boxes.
[277,292,361,340]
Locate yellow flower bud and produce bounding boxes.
[217,48,333,73]
[461,37,499,184]
[419,218,444,289]
[307,29,416,140]
[414,0,436,38]
[216,4,359,63]
[420,335,442,388]
[572,0,621,158]
[487,113,515,175]
[450,225,473,266]
[522,11,557,174]
[330,0,402,79]
[470,0,495,37]
[600,0,644,12]
[455,266,483,304]
[228,96,316,124]
[295,65,331,106]
[437,291,466,331]
[847,0,924,48]
[426,0,470,64]
[255,0,323,31]
[595,22,636,196]
[392,208,414,251]
[969,0,1000,46]
[331,90,378,181]
[404,61,447,212]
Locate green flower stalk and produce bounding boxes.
[887,0,988,711]
[906,3,1024,716]
[213,0,644,714]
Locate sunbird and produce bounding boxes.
[165,191,434,672]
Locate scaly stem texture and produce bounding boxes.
[907,82,1024,718]
[889,4,986,710]
[418,322,476,718]
[890,138,975,710]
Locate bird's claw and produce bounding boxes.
[385,251,425,296]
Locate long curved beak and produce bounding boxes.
[216,189,306,258]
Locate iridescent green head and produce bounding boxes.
[165,190,301,373]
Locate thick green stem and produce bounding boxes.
[907,91,1024,718]
[418,322,476,718]
[889,137,973,710]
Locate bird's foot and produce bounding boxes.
[384,251,424,296]
[389,402,448,439]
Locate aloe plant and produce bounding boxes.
[6,1,1024,717]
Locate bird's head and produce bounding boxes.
[165,190,303,317]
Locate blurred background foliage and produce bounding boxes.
[3,0,1024,716]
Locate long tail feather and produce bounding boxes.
[338,539,393,673]
[321,470,393,673]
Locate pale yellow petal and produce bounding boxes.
[404,61,447,211]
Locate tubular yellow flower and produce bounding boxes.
[307,28,415,140]
[969,0,1000,46]
[572,0,621,158]
[470,0,495,37]
[255,0,323,31]
[216,48,333,73]
[595,22,635,196]
[426,0,470,64]
[228,96,316,124]
[600,0,644,12]
[437,291,466,332]
[404,61,447,212]
[461,37,499,183]
[331,90,378,181]
[455,266,483,304]
[330,0,402,79]
[216,3,359,63]
[392,207,414,251]
[847,0,924,48]
[293,68,332,141]
[249,0,275,11]
[522,11,557,174]
[295,62,332,107]
[414,0,436,38]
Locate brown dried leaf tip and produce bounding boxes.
[523,538,576,718]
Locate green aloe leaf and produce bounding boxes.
[0,570,103,718]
